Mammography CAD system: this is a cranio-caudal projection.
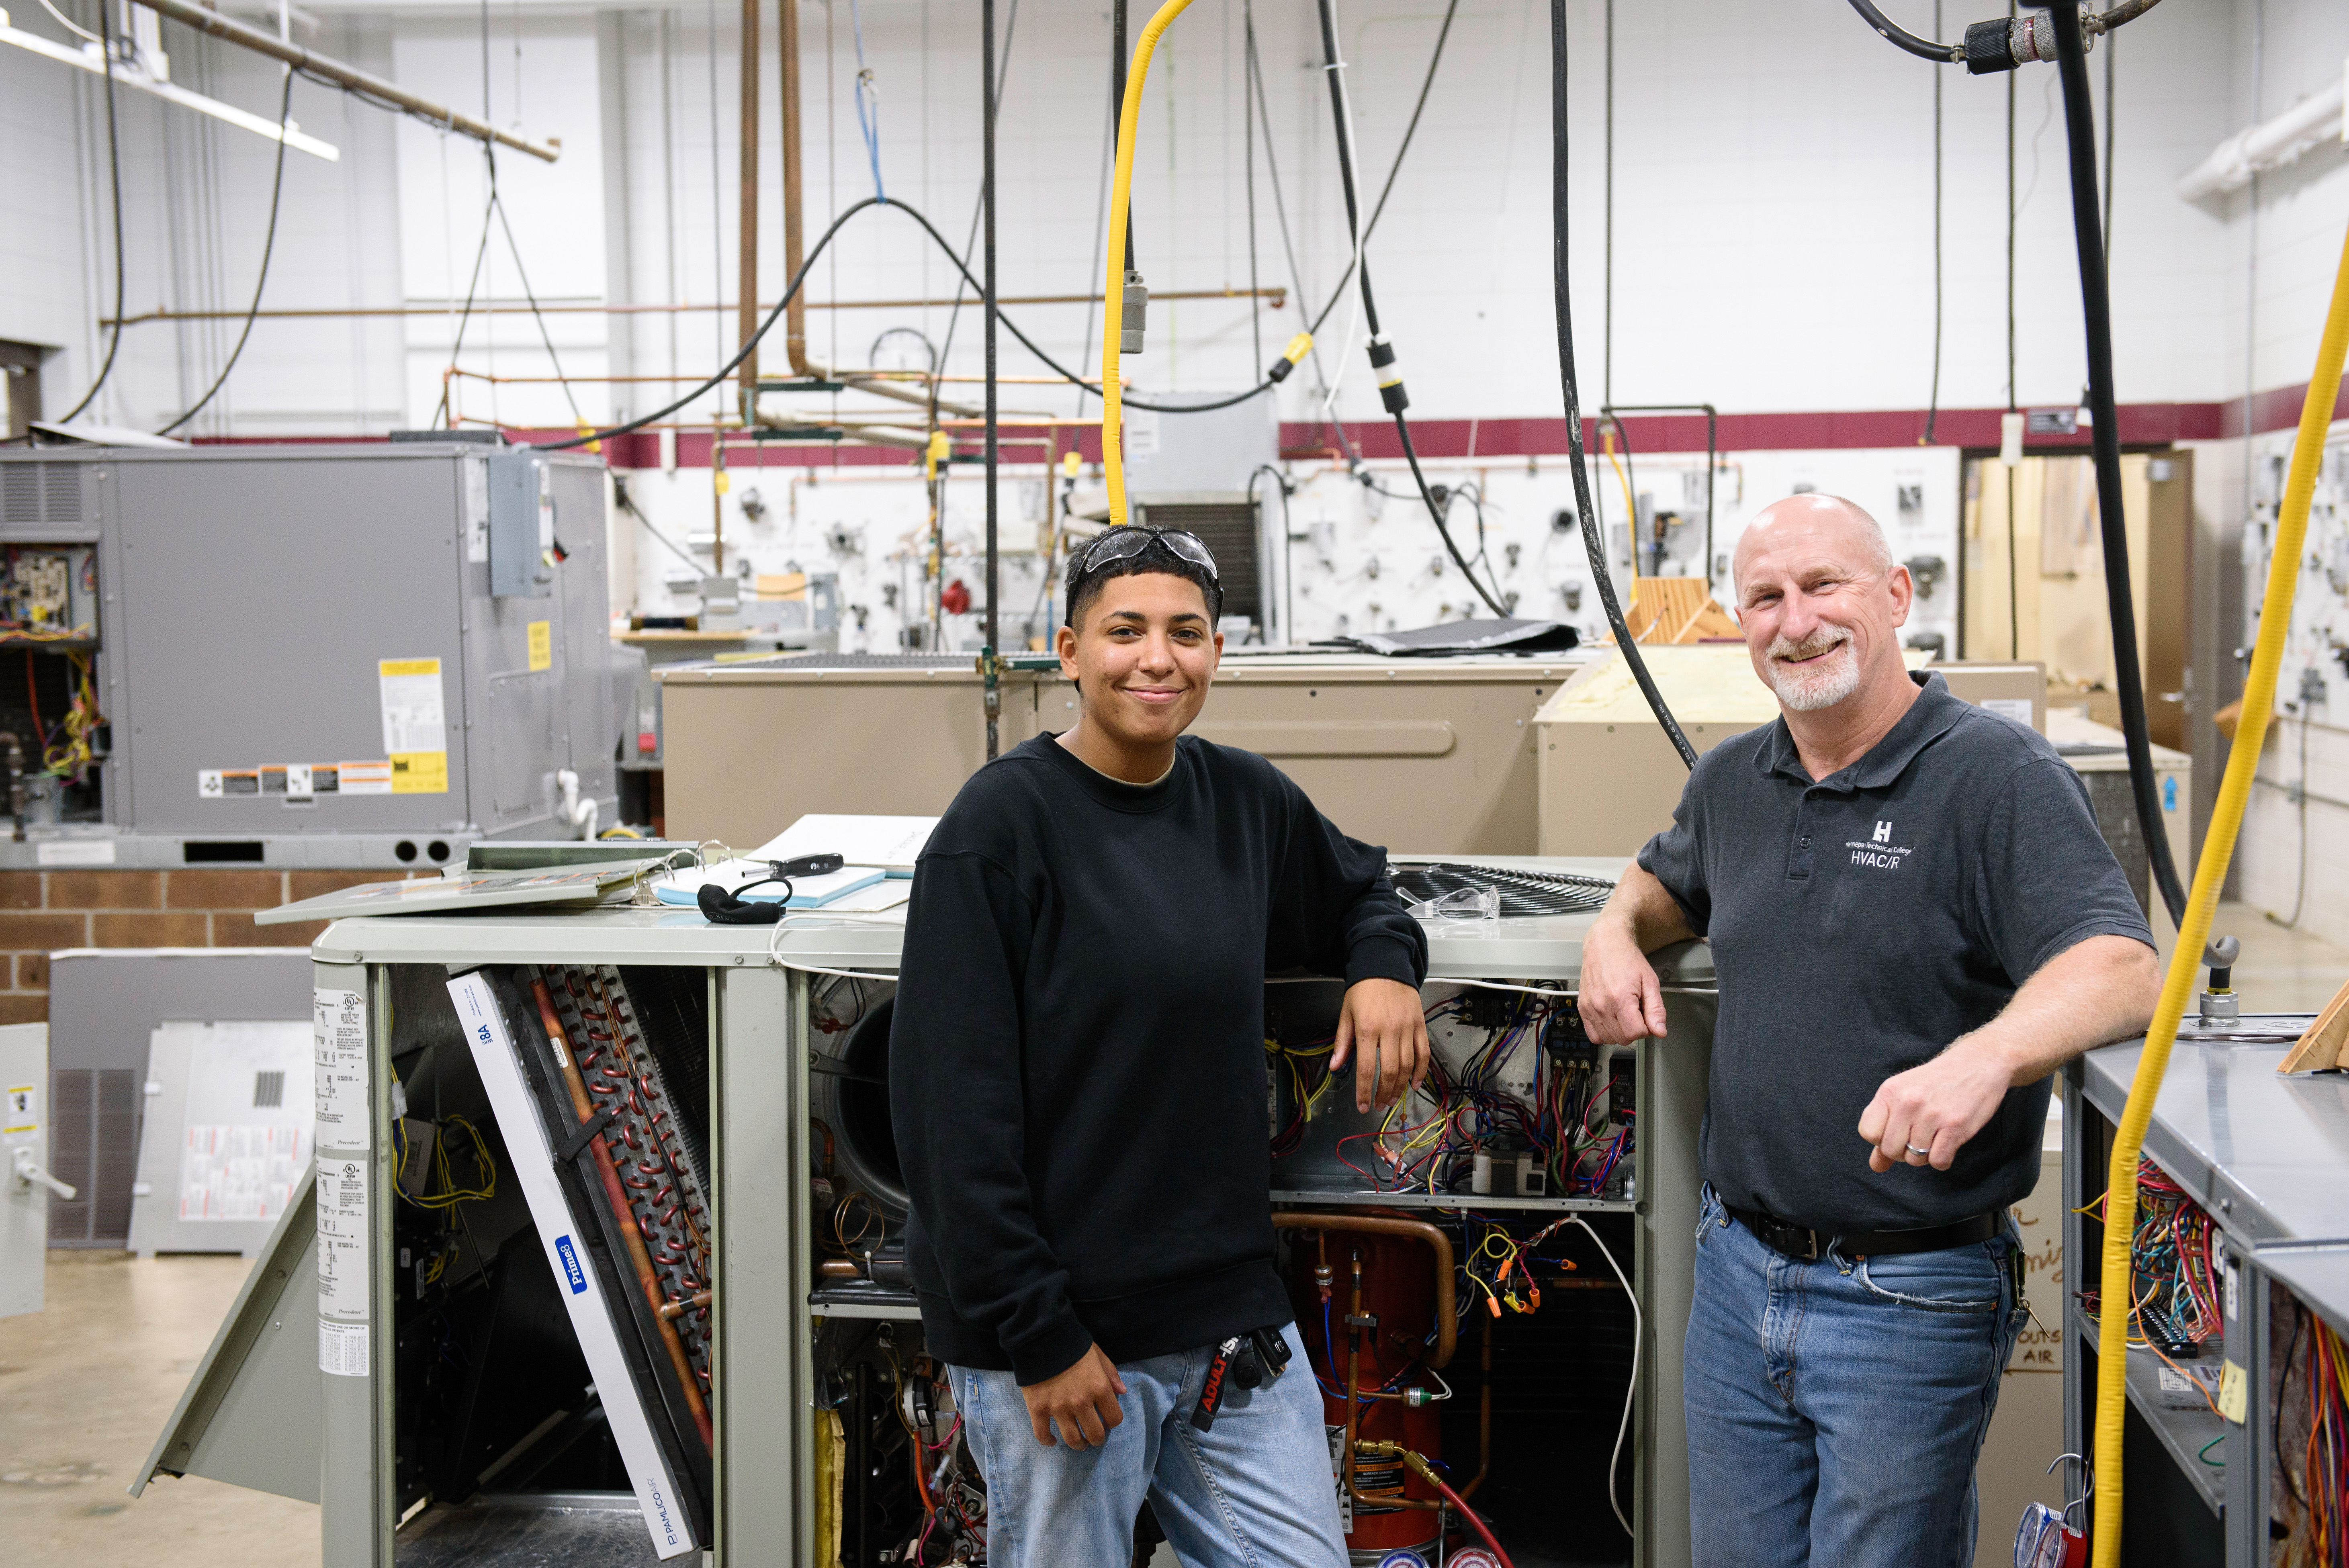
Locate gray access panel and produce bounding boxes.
[29,444,613,839]
[135,1167,324,1503]
[47,948,316,1248]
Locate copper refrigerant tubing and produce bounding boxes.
[529,976,714,1447]
[1270,1211,1457,1369]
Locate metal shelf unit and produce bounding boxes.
[2062,1023,2349,1565]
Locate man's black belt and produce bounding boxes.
[1725,1201,2002,1263]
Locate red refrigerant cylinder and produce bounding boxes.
[1287,1227,1444,1564]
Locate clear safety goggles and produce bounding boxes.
[1076,526,1220,582]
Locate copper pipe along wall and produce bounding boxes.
[98,287,1285,328]
[1270,1211,1457,1370]
[659,1290,714,1321]
[530,978,715,1449]
[125,0,559,162]
[778,0,809,375]
[1459,1313,1493,1501]
[737,0,761,413]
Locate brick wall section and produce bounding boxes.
[0,869,425,1024]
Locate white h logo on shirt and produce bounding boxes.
[1873,820,1893,844]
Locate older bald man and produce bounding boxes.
[1580,494,2161,1566]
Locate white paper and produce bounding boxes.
[751,814,938,874]
[818,879,913,913]
[179,1125,309,1221]
[314,987,370,1150]
[1980,697,2035,729]
[378,659,448,756]
[316,1151,369,1320]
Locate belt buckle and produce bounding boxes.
[1794,1228,1821,1263]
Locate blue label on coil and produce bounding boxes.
[554,1234,587,1294]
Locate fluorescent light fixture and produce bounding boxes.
[0,10,338,161]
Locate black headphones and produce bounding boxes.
[696,852,845,925]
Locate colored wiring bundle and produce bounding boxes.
[2273,1302,2349,1564]
[1329,993,1630,1202]
[2074,1158,2224,1413]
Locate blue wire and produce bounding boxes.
[848,0,886,203]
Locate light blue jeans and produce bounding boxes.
[1684,1183,2028,1568]
[953,1322,1347,1568]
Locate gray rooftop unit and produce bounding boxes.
[0,444,622,867]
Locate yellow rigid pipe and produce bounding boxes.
[2089,214,2349,1561]
[1099,0,1196,528]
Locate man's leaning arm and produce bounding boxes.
[1580,862,1699,1046]
[1858,932,2161,1173]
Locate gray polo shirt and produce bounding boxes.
[1638,671,2154,1233]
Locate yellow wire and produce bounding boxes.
[1099,0,1197,528]
[1603,421,1639,585]
[2089,213,2349,1563]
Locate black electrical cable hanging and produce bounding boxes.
[538,196,1282,452]
[1310,0,1506,619]
[1551,0,1697,770]
[2042,0,2187,924]
[1843,0,2163,68]
[57,0,127,428]
[156,70,296,437]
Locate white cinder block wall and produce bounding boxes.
[12,0,2349,942]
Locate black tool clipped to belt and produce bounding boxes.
[1191,1327,1291,1431]
[696,853,844,925]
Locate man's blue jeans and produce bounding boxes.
[1685,1183,2028,1567]
[952,1322,1346,1568]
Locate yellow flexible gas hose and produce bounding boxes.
[1100,0,1195,529]
[2089,215,2349,1562]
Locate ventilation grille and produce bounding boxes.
[46,1067,140,1246]
[0,463,84,528]
[253,1069,285,1108]
[1136,499,1263,633]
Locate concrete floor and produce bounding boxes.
[0,1250,319,1568]
[2,900,2340,1568]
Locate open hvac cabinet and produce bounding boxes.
[137,856,1711,1568]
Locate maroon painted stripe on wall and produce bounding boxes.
[191,387,2334,464]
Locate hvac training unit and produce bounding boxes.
[0,444,627,868]
[138,858,1713,1567]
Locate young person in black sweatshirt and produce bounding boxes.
[889,526,1430,1567]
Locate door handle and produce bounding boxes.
[11,1145,75,1200]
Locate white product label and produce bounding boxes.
[314,987,370,1149]
[316,1152,370,1321]
[198,770,225,799]
[2225,1261,2239,1320]
[2157,1366,2193,1392]
[35,840,115,866]
[464,458,491,564]
[318,1319,369,1378]
[179,1125,309,1222]
[1981,697,2034,728]
[285,764,313,799]
[377,658,448,757]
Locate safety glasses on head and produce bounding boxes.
[1075,526,1220,583]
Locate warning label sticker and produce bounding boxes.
[528,619,552,672]
[390,751,449,795]
[313,987,370,1149]
[379,658,448,756]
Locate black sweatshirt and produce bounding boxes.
[888,732,1427,1384]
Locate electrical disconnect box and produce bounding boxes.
[139,857,1713,1567]
[0,445,628,865]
